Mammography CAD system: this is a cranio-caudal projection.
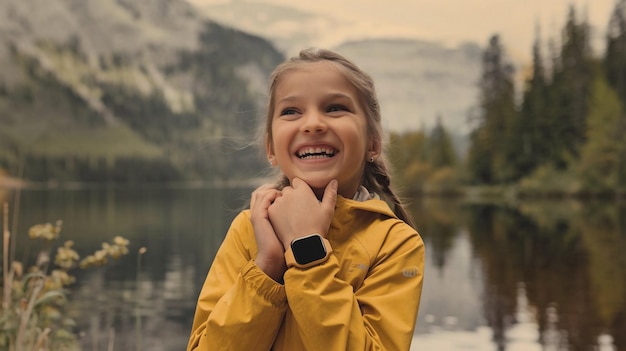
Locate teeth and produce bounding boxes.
[297,147,336,159]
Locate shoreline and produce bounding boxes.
[1,176,624,201]
[0,176,270,191]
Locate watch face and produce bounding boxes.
[291,235,327,264]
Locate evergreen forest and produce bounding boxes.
[390,3,626,197]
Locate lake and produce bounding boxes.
[1,186,624,351]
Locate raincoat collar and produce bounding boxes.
[328,194,398,241]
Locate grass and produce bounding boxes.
[0,202,131,350]
[29,125,163,159]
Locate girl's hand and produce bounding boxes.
[268,178,338,248]
[249,184,286,282]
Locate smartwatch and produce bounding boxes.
[285,234,332,269]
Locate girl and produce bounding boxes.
[187,48,425,351]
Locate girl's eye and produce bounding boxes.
[327,104,349,113]
[279,108,299,116]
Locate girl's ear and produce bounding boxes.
[368,139,382,160]
[265,135,275,163]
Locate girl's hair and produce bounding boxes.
[263,48,416,228]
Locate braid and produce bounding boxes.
[275,175,289,190]
[364,161,417,229]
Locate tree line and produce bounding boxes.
[391,2,626,197]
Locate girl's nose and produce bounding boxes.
[300,111,327,133]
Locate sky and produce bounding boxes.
[188,0,616,63]
[186,0,617,133]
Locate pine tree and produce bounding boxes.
[578,74,625,190]
[507,32,549,180]
[605,0,626,105]
[467,35,516,184]
[605,0,626,187]
[427,116,457,169]
[548,6,594,166]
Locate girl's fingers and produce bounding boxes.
[251,184,276,204]
[251,187,281,215]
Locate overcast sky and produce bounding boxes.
[189,0,615,63]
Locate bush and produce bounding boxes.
[517,164,582,197]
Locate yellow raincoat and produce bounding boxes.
[187,195,425,351]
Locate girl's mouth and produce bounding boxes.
[296,146,337,159]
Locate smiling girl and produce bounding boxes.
[187,48,425,351]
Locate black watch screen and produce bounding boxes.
[291,234,327,264]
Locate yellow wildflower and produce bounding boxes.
[54,241,80,270]
[28,220,63,241]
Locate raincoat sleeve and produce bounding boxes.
[284,220,424,351]
[187,211,288,351]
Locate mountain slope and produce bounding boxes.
[0,0,284,183]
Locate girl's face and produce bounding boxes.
[267,61,379,199]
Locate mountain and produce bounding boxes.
[333,39,482,134]
[190,0,348,56]
[192,1,483,135]
[0,0,284,183]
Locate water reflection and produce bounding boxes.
[3,188,625,350]
[411,197,625,351]
[6,186,248,350]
